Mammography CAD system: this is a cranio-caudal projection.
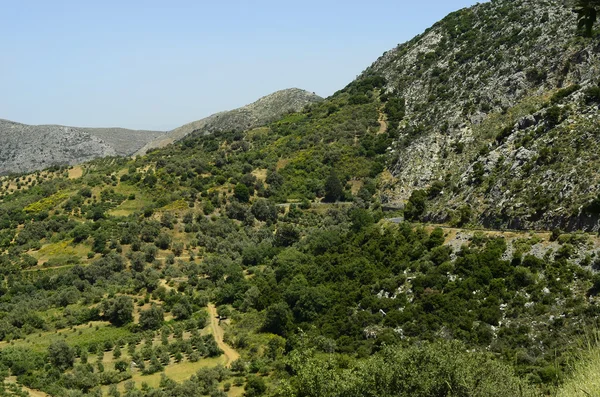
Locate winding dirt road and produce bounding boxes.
[207,304,240,367]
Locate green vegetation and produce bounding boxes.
[0,72,597,397]
[1,1,600,396]
[556,333,600,396]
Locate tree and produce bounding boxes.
[139,304,164,330]
[48,340,75,370]
[172,297,193,320]
[245,375,267,396]
[71,223,91,243]
[203,200,215,215]
[404,190,427,221]
[349,208,374,232]
[234,183,250,203]
[114,360,128,372]
[113,345,122,359]
[323,171,343,202]
[251,199,278,223]
[574,0,600,36]
[274,224,299,247]
[155,232,172,250]
[102,296,134,326]
[262,302,293,336]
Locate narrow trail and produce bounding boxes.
[207,304,240,367]
[377,110,388,134]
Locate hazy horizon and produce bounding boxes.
[1,0,484,131]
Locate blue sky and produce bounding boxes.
[0,1,483,130]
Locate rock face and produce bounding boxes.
[0,119,165,175]
[136,88,323,155]
[79,127,166,157]
[351,0,600,231]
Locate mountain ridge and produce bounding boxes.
[135,88,323,155]
[0,88,321,175]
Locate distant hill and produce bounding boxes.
[0,88,321,175]
[135,88,323,155]
[0,119,165,175]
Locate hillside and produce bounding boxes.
[355,0,600,231]
[1,0,600,396]
[0,88,320,176]
[78,127,166,157]
[0,119,165,175]
[135,88,323,155]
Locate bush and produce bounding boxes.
[234,183,251,203]
[245,375,267,396]
[584,86,600,104]
[283,341,537,397]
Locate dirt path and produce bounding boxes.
[377,110,388,134]
[207,304,240,367]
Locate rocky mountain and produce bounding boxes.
[352,0,600,231]
[0,88,320,175]
[78,127,166,157]
[135,88,323,155]
[0,119,165,175]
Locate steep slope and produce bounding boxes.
[0,119,165,175]
[348,0,600,231]
[135,88,323,155]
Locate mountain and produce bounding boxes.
[349,0,600,231]
[135,88,323,155]
[0,88,321,175]
[0,119,165,175]
[0,1,600,396]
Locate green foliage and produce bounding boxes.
[234,183,251,203]
[545,106,562,127]
[323,171,343,203]
[584,86,600,104]
[245,374,267,396]
[404,190,427,221]
[139,305,164,330]
[274,224,300,247]
[383,97,406,129]
[574,0,600,37]
[102,296,134,326]
[550,84,581,104]
[262,303,293,336]
[48,340,75,371]
[282,341,537,397]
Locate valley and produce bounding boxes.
[2,0,600,396]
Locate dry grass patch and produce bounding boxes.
[276,158,289,171]
[68,166,84,179]
[251,168,267,182]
